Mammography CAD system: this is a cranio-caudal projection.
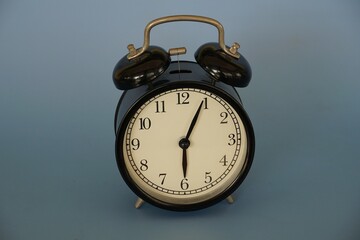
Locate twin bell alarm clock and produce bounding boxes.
[112,15,255,211]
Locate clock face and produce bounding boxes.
[116,84,254,210]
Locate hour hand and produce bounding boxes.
[179,138,190,178]
[182,149,187,178]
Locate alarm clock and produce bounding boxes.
[112,15,255,211]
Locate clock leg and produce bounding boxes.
[135,198,145,209]
[226,195,235,204]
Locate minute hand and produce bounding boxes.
[185,101,204,139]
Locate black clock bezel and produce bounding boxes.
[115,81,255,211]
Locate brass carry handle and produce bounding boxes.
[127,15,240,59]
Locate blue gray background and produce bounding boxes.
[1,0,359,239]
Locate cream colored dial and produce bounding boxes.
[122,87,248,206]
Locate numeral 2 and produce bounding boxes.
[220,112,228,124]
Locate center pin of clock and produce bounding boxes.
[179,138,190,149]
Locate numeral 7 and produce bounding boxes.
[159,173,167,185]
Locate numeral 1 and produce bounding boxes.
[203,97,208,109]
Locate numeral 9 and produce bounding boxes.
[131,138,140,150]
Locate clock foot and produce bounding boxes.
[226,195,235,204]
[135,198,145,209]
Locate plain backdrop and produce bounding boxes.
[1,0,359,239]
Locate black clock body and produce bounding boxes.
[113,61,255,211]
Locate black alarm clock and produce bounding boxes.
[112,15,255,211]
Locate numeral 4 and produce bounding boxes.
[219,155,228,166]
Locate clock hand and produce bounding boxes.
[182,148,187,178]
[178,100,204,178]
[185,100,204,139]
[179,138,190,178]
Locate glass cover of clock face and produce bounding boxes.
[120,87,249,205]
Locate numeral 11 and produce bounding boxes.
[155,100,166,113]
